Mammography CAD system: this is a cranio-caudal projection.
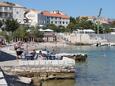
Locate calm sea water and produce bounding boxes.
[44,46,115,86]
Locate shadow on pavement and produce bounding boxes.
[0,68,32,86]
[0,51,16,62]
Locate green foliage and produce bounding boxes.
[47,24,57,29]
[4,19,19,32]
[30,27,43,38]
[0,31,11,43]
[70,16,76,24]
[67,16,112,34]
[102,24,112,33]
[67,22,76,31]
[78,17,94,29]
[47,24,58,32]
[67,16,94,31]
[0,20,3,28]
[13,25,28,38]
[57,25,66,32]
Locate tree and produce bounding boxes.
[102,24,112,33]
[0,20,3,28]
[110,20,115,27]
[67,22,76,31]
[13,25,28,38]
[67,17,77,32]
[30,27,43,38]
[77,17,94,29]
[70,16,76,24]
[67,16,95,31]
[47,24,58,32]
[57,25,66,32]
[4,19,19,32]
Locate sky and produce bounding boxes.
[2,0,115,18]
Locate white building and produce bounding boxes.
[0,2,70,27]
[12,4,26,24]
[38,10,70,27]
[0,2,13,20]
[110,28,115,35]
[75,29,95,34]
[24,9,41,26]
[0,2,26,24]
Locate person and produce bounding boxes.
[16,47,23,60]
[14,42,23,60]
[14,44,18,51]
[31,49,36,60]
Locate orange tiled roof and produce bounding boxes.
[0,2,13,7]
[41,11,69,19]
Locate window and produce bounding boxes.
[16,11,19,14]
[51,17,53,19]
[47,16,49,19]
[51,21,53,24]
[5,13,8,17]
[0,13,2,17]
[0,7,3,11]
[66,22,68,24]
[9,7,12,10]
[63,21,65,24]
[55,17,57,20]
[55,21,57,24]
[47,21,49,23]
[59,21,61,24]
[4,7,8,11]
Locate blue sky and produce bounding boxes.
[3,0,115,18]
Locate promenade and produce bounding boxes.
[0,44,75,86]
[0,68,7,86]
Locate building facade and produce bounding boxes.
[12,4,26,24]
[38,10,70,27]
[0,2,13,20]
[0,2,70,27]
[24,9,41,26]
[0,2,26,24]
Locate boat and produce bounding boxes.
[55,53,87,62]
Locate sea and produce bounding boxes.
[43,45,115,86]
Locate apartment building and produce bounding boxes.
[0,2,13,20]
[12,4,26,24]
[0,2,70,27]
[38,10,70,27]
[0,2,26,24]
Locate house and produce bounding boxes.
[38,10,70,27]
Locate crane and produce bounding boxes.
[96,8,103,34]
[98,8,102,18]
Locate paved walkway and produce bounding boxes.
[0,68,8,86]
[0,60,19,66]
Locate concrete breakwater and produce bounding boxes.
[17,71,75,86]
[2,66,75,86]
[0,49,76,86]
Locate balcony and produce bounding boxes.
[0,7,12,13]
[0,10,12,13]
[0,13,13,19]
